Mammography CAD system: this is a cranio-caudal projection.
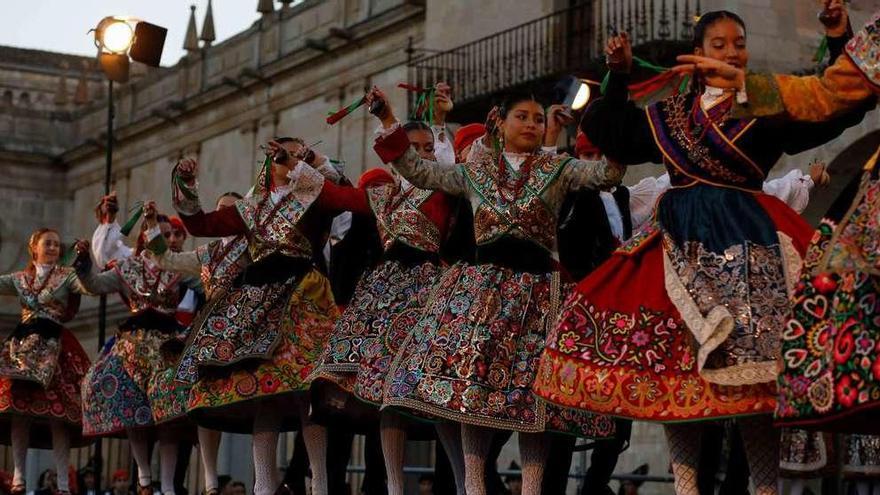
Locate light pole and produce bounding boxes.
[91,16,166,489]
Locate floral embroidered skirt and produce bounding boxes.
[777,171,880,433]
[0,327,91,448]
[186,269,338,433]
[382,260,614,437]
[147,334,192,426]
[311,259,441,404]
[534,187,812,422]
[82,327,167,438]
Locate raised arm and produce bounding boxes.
[91,193,134,268]
[374,127,468,195]
[366,86,468,195]
[558,156,625,192]
[582,34,664,165]
[72,241,123,296]
[172,159,249,238]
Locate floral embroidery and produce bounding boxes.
[367,185,442,254]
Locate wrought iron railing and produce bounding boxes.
[408,0,701,104]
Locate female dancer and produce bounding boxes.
[170,138,338,495]
[308,112,467,494]
[75,205,202,495]
[670,0,880,433]
[533,11,867,495]
[0,228,91,495]
[365,87,621,494]
[143,192,247,495]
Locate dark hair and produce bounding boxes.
[498,92,541,119]
[693,11,746,49]
[274,136,305,146]
[229,482,246,489]
[403,121,431,133]
[218,191,243,200]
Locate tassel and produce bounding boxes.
[261,155,272,193]
[326,96,366,125]
[813,36,829,64]
[119,202,144,236]
[600,55,668,95]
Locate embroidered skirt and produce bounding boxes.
[186,269,338,433]
[0,326,91,448]
[535,186,812,422]
[147,334,192,426]
[382,261,613,437]
[777,170,880,433]
[82,326,168,437]
[311,260,441,402]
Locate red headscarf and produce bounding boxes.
[112,469,129,482]
[575,131,600,158]
[168,216,187,235]
[358,168,394,189]
[454,123,486,158]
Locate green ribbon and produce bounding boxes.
[120,202,144,237]
[146,233,168,256]
[411,88,436,124]
[174,174,198,200]
[678,74,691,94]
[814,36,829,64]
[600,56,669,95]
[261,155,272,193]
[59,245,76,267]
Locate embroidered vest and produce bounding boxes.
[367,184,442,253]
[647,93,764,191]
[463,151,566,253]
[114,254,184,315]
[11,266,77,324]
[195,236,249,298]
[235,166,324,262]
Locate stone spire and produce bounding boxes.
[74,60,91,105]
[183,5,200,54]
[200,0,216,47]
[257,0,274,15]
[54,61,69,106]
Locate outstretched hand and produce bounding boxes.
[605,32,632,73]
[365,86,396,127]
[672,55,746,90]
[95,192,119,224]
[177,158,199,182]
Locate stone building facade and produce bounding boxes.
[2,0,880,493]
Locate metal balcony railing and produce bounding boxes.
[408,0,701,105]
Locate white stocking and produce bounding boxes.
[664,423,702,495]
[127,428,153,488]
[461,424,494,495]
[435,422,466,495]
[158,430,179,495]
[253,407,282,495]
[380,411,407,495]
[788,478,805,495]
[857,482,870,495]
[11,416,31,489]
[198,427,221,492]
[519,433,548,495]
[297,399,327,495]
[51,422,71,492]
